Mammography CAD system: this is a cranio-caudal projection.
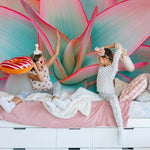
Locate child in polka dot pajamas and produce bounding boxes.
[0,29,71,113]
[95,43,127,145]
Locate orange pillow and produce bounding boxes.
[119,74,148,102]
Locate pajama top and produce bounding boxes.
[97,48,122,94]
[30,65,53,91]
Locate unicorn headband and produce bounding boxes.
[95,47,105,56]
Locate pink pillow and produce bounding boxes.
[119,74,148,102]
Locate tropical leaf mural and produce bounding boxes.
[0,0,150,94]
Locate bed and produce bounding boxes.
[0,75,150,149]
[0,100,150,150]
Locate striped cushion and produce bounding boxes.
[119,74,148,102]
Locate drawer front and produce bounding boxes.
[92,148,123,150]
[133,148,150,150]
[25,148,93,150]
[57,128,93,148]
[93,127,150,147]
[26,149,123,150]
[26,149,57,150]
[0,149,12,150]
[93,128,119,147]
[0,148,123,150]
[124,128,150,147]
[0,128,56,148]
[27,149,94,150]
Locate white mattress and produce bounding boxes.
[129,101,150,118]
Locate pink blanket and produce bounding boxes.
[0,101,131,128]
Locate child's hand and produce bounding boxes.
[32,61,36,67]
[115,43,123,50]
[56,28,60,40]
[32,61,38,70]
[121,49,127,57]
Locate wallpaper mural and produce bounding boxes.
[0,0,150,93]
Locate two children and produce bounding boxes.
[0,39,132,145]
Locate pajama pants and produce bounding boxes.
[16,82,61,101]
[99,92,123,128]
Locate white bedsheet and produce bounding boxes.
[0,88,100,119]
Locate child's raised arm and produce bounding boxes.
[103,43,124,50]
[46,28,60,68]
[104,43,115,49]
[115,43,135,72]
[121,49,127,58]
[115,43,128,57]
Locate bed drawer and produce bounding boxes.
[93,149,150,150]
[0,128,56,148]
[92,148,122,150]
[57,128,93,148]
[2,149,57,150]
[0,149,57,150]
[26,149,57,150]
[134,148,150,150]
[0,149,12,150]
[28,149,96,150]
[93,127,119,147]
[93,127,150,147]
[124,127,150,147]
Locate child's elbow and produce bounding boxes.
[128,65,135,72]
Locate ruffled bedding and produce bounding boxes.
[1,76,150,128]
[0,90,131,128]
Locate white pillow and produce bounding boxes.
[136,90,150,102]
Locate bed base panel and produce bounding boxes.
[0,119,150,149]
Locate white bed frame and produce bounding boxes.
[0,118,150,150]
